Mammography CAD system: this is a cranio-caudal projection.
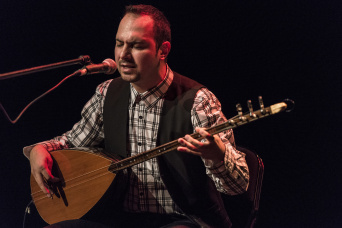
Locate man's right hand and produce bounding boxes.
[29,145,59,198]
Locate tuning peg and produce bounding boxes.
[228,119,236,126]
[258,96,266,114]
[236,103,247,121]
[236,103,243,116]
[247,100,257,118]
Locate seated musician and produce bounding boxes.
[25,4,249,228]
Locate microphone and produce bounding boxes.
[79,58,117,76]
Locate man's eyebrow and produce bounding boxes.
[115,38,146,44]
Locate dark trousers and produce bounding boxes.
[45,212,199,228]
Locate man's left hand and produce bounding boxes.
[177,127,225,164]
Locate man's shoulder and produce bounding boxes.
[172,71,204,90]
[103,77,129,90]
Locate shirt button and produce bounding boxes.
[138,168,143,171]
[139,116,143,119]
[138,142,142,146]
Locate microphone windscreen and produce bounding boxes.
[103,58,117,75]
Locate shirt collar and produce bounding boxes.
[130,65,174,110]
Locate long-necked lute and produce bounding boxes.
[30,98,292,224]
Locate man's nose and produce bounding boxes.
[120,45,132,60]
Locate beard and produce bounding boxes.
[119,69,140,83]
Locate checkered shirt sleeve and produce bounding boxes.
[192,88,250,195]
[23,80,111,157]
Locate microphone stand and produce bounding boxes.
[0,55,91,80]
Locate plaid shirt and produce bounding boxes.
[24,66,249,214]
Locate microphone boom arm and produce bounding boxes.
[0,55,91,80]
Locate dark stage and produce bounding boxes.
[0,1,341,227]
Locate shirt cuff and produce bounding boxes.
[204,158,226,174]
[22,140,70,159]
[23,145,35,159]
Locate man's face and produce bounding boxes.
[115,13,162,91]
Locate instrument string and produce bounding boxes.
[31,160,113,197]
[33,171,114,202]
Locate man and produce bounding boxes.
[25,4,249,228]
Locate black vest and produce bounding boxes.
[103,73,231,228]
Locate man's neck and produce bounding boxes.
[131,63,168,93]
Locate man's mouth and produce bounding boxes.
[121,64,135,68]
[120,63,136,73]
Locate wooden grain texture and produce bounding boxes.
[30,149,115,225]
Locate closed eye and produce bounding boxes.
[115,39,124,47]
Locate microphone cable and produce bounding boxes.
[0,70,81,124]
[22,199,33,228]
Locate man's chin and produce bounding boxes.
[120,73,139,83]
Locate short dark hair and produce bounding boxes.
[124,5,171,49]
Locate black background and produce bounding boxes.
[1,1,341,227]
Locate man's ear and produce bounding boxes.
[159,41,171,60]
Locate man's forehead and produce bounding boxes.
[120,13,154,30]
[116,14,154,40]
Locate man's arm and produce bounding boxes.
[24,80,111,195]
[177,88,249,195]
[23,80,111,158]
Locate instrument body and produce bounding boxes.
[30,149,116,225]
